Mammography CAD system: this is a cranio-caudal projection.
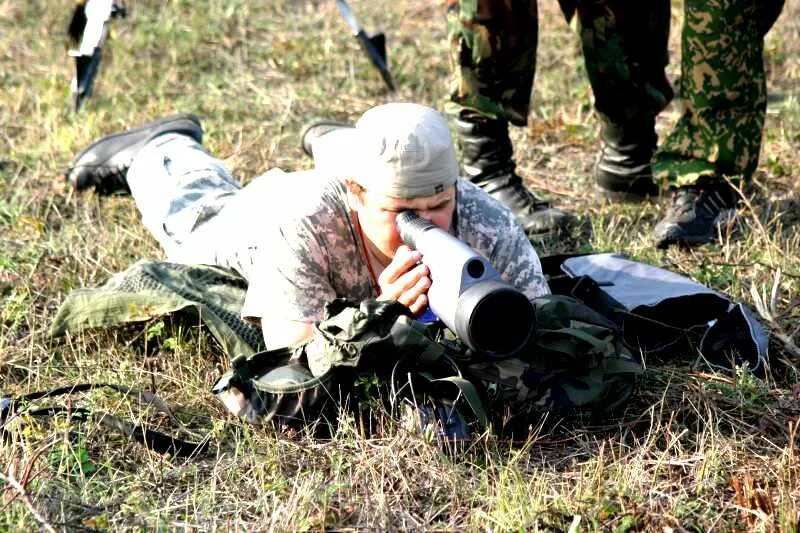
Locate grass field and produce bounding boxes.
[1,0,799,529]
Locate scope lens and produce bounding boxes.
[468,289,534,356]
[454,281,535,357]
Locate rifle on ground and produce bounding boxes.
[67,0,127,110]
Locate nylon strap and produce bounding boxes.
[430,375,489,428]
[1,383,210,458]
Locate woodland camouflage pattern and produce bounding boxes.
[445,0,785,185]
[464,294,642,415]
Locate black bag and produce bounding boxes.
[546,253,769,376]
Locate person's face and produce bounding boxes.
[348,182,456,264]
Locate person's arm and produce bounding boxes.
[490,216,550,300]
[258,243,432,349]
[242,208,339,348]
[457,181,549,299]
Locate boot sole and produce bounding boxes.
[299,119,353,157]
[70,114,202,170]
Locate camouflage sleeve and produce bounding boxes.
[456,180,550,299]
[240,176,376,324]
[241,209,336,324]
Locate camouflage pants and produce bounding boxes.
[445,0,785,184]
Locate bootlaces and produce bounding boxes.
[670,184,737,219]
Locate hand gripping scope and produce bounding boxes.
[396,211,534,358]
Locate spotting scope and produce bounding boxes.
[395,211,534,358]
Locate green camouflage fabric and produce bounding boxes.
[444,0,538,126]
[464,294,642,416]
[572,1,673,128]
[653,0,785,185]
[49,261,264,358]
[303,298,443,377]
[445,0,784,185]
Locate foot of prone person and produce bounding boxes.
[64,114,203,194]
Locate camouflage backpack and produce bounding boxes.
[463,294,643,425]
[212,295,643,429]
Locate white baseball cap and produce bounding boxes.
[312,103,459,198]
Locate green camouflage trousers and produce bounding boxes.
[445,0,785,184]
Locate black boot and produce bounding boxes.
[594,119,659,201]
[65,113,203,195]
[300,119,354,158]
[652,177,740,248]
[453,115,576,238]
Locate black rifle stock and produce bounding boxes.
[396,211,534,358]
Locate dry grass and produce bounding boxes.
[1,0,799,529]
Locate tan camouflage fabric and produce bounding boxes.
[445,0,785,184]
[242,174,550,324]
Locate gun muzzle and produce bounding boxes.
[396,211,534,357]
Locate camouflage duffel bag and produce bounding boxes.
[463,294,644,420]
[212,298,446,425]
[213,295,644,428]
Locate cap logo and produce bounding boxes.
[434,184,444,194]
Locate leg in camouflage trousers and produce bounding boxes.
[445,0,577,241]
[574,0,671,199]
[574,0,785,246]
[654,0,785,185]
[650,0,785,247]
[446,0,785,247]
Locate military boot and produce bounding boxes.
[300,119,354,158]
[453,114,576,238]
[652,177,740,248]
[594,119,659,201]
[65,113,203,195]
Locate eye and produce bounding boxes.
[428,199,452,212]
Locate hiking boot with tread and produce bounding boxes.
[652,179,740,248]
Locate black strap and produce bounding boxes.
[1,383,210,458]
[229,347,296,383]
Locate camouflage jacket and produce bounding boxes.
[240,172,550,324]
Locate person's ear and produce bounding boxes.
[344,179,367,206]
